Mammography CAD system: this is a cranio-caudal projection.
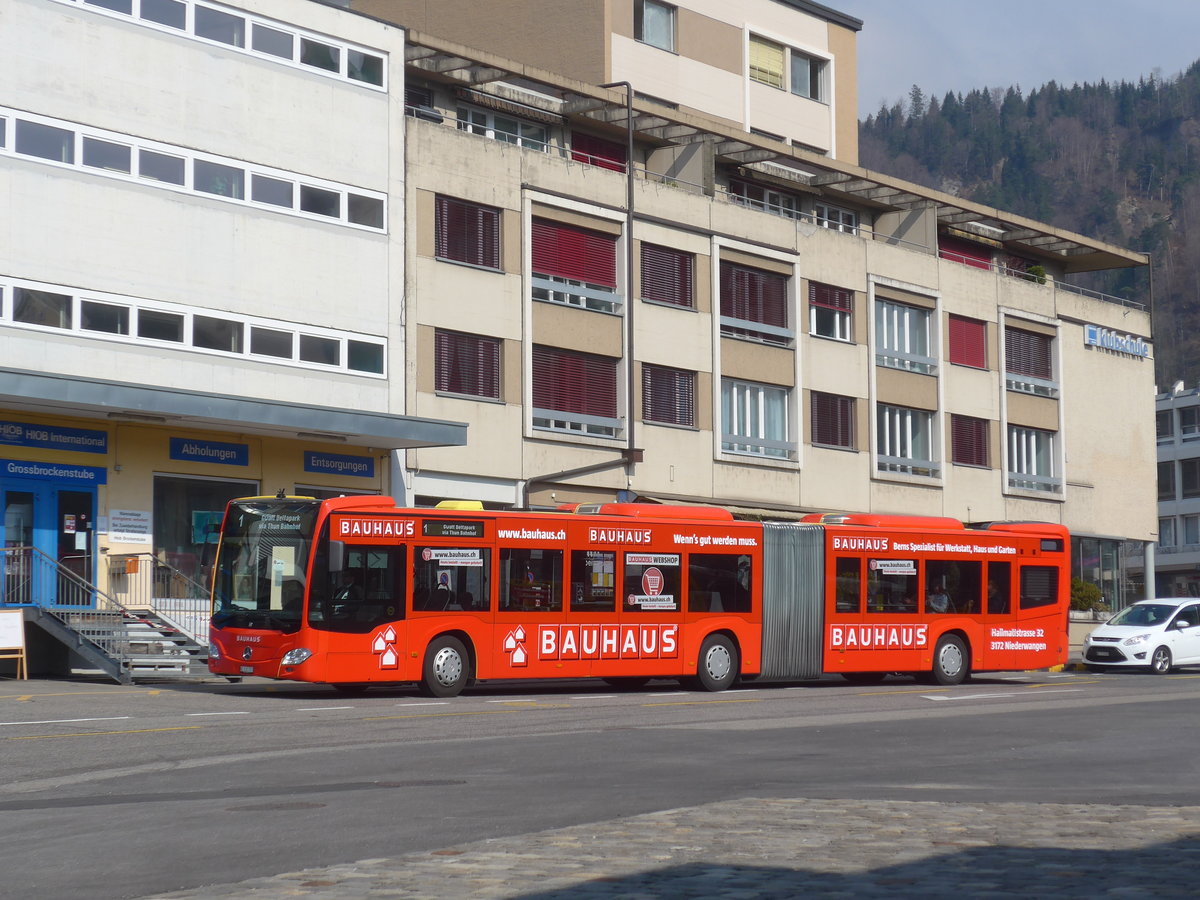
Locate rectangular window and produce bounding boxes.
[948,315,987,368]
[729,180,801,219]
[299,185,340,218]
[749,36,785,89]
[951,415,989,467]
[876,299,934,374]
[1185,514,1200,546]
[86,0,132,12]
[835,557,862,612]
[624,551,680,613]
[14,288,72,329]
[153,474,258,588]
[456,106,547,150]
[722,378,792,459]
[877,404,937,477]
[299,38,340,73]
[719,261,790,345]
[571,132,627,172]
[635,0,676,52]
[194,5,245,47]
[251,24,294,58]
[80,300,129,335]
[1160,517,1177,548]
[791,51,826,102]
[1005,325,1056,396]
[414,546,489,613]
[348,341,385,374]
[640,243,693,307]
[570,550,616,612]
[1157,410,1174,442]
[140,0,186,29]
[811,392,855,449]
[531,218,620,313]
[194,159,245,199]
[15,119,74,164]
[1019,565,1058,610]
[642,364,695,427]
[435,196,501,269]
[82,137,132,173]
[1183,459,1200,499]
[814,202,858,234]
[500,548,562,612]
[1159,461,1177,501]
[137,308,184,342]
[532,346,620,437]
[139,149,185,185]
[688,554,753,613]
[300,335,340,366]
[250,327,293,359]
[347,194,385,229]
[1180,407,1200,440]
[809,282,853,341]
[926,559,982,614]
[435,330,501,399]
[348,50,385,87]
[1008,425,1059,493]
[251,174,294,208]
[193,316,243,353]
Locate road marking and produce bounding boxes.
[924,689,1083,702]
[858,688,948,696]
[0,716,132,727]
[571,695,617,699]
[395,702,448,708]
[486,699,538,704]
[364,705,570,721]
[297,706,356,711]
[641,698,762,707]
[9,726,203,740]
[185,711,251,717]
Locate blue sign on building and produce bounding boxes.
[169,438,249,466]
[2,459,108,484]
[0,420,108,454]
[1084,325,1151,359]
[304,451,375,478]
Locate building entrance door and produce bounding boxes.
[0,480,96,607]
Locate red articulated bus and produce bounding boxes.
[207,495,1070,695]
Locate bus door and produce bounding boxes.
[495,543,565,678]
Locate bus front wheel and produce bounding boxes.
[695,634,739,692]
[931,634,969,685]
[419,636,470,698]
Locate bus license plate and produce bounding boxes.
[240,665,254,674]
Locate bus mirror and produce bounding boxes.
[329,540,345,574]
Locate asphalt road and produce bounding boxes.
[1,668,1198,899]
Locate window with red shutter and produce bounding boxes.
[435,196,501,269]
[531,218,622,313]
[951,414,989,467]
[434,330,501,399]
[719,260,791,345]
[571,132,627,172]
[1004,325,1057,396]
[810,392,855,449]
[642,364,695,427]
[948,315,987,369]
[531,345,620,437]
[939,235,993,270]
[809,281,853,341]
[640,243,693,308]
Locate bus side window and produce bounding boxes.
[311,544,406,633]
[624,551,681,613]
[687,554,752,613]
[987,562,1011,614]
[1020,565,1059,610]
[570,550,615,612]
[500,547,563,612]
[413,546,490,613]
[925,560,982,614]
[834,557,861,612]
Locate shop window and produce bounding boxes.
[153,474,257,588]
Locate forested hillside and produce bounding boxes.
[859,65,1200,387]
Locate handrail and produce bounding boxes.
[105,552,211,642]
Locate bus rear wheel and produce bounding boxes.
[931,634,969,685]
[695,634,739,692]
[419,636,469,698]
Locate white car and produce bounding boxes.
[1082,598,1200,674]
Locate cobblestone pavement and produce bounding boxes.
[152,797,1200,899]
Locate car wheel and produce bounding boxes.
[695,633,739,692]
[419,635,469,697]
[931,634,969,685]
[1149,645,1173,675]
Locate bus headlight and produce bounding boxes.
[281,647,313,665]
[208,642,221,660]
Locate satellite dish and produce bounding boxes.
[1173,380,1186,395]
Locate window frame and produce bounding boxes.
[434,330,502,400]
[950,414,990,468]
[808,281,853,342]
[948,314,987,369]
[640,243,694,308]
[634,0,676,52]
[1159,460,1177,501]
[810,392,855,450]
[721,378,794,460]
[531,218,622,314]
[642,363,696,428]
[875,299,935,375]
[1004,325,1058,397]
[531,345,622,439]
[434,195,502,271]
[877,404,938,478]
[1007,425,1061,493]
[719,260,792,346]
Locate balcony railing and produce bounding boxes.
[532,273,622,314]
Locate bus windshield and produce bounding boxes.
[211,498,321,633]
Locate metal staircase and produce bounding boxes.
[2,546,210,684]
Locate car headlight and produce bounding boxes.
[281,647,313,665]
[1122,633,1151,647]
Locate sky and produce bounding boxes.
[834,1,1200,120]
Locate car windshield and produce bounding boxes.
[1107,603,1176,627]
[211,498,320,633]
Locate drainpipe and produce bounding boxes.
[599,80,639,487]
[521,447,644,509]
